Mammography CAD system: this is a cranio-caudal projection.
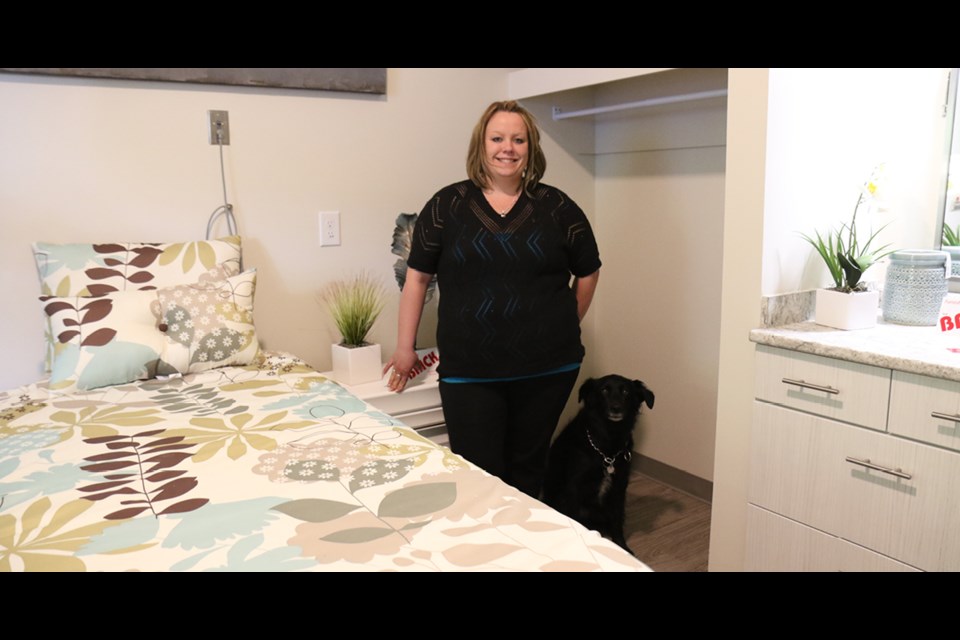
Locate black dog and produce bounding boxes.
[541,375,655,553]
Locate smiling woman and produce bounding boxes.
[482,111,529,213]
[383,100,601,500]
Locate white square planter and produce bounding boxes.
[814,288,880,330]
[331,342,382,385]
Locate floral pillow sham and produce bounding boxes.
[42,269,259,391]
[33,236,242,371]
[153,269,259,374]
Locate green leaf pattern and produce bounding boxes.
[148,381,249,416]
[0,497,122,571]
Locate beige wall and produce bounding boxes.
[593,153,724,481]
[0,68,531,389]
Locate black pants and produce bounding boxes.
[439,368,579,499]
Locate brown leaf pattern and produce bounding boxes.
[85,244,163,292]
[44,297,117,347]
[77,429,208,520]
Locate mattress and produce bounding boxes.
[0,351,651,572]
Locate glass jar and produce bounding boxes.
[881,250,950,325]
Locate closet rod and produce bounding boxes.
[552,89,728,120]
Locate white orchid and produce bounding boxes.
[801,163,895,292]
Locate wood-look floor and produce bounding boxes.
[623,470,712,572]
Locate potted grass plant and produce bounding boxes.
[321,271,386,385]
[801,164,894,330]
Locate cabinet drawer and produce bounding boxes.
[395,406,446,429]
[754,344,890,430]
[745,505,919,572]
[889,371,960,451]
[750,402,960,571]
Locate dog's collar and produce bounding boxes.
[585,428,631,476]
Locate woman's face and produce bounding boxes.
[483,111,528,185]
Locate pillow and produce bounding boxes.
[33,236,242,296]
[43,289,166,391]
[154,269,260,374]
[34,236,242,371]
[42,269,259,391]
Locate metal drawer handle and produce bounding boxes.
[781,378,840,395]
[845,456,912,480]
[931,411,960,424]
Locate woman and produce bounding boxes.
[384,100,601,499]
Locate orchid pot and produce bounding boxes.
[802,164,894,331]
[814,288,880,330]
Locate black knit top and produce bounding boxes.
[407,180,601,380]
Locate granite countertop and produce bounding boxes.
[750,317,960,382]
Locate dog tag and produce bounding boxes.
[606,464,616,475]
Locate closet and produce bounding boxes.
[510,68,728,497]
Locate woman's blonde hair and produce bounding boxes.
[466,100,546,194]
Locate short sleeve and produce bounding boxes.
[406,190,446,275]
[557,195,602,278]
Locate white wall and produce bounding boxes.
[762,68,951,295]
[0,68,525,389]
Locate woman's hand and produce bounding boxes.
[385,267,433,393]
[383,348,419,392]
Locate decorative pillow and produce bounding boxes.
[33,236,242,296]
[34,236,242,371]
[43,290,166,391]
[41,269,260,391]
[153,269,260,374]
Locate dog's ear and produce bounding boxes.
[578,378,598,405]
[634,380,655,409]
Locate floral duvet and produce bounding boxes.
[0,352,650,572]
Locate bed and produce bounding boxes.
[1,237,650,572]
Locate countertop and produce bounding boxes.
[750,317,960,382]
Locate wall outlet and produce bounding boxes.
[208,110,230,145]
[319,211,340,246]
